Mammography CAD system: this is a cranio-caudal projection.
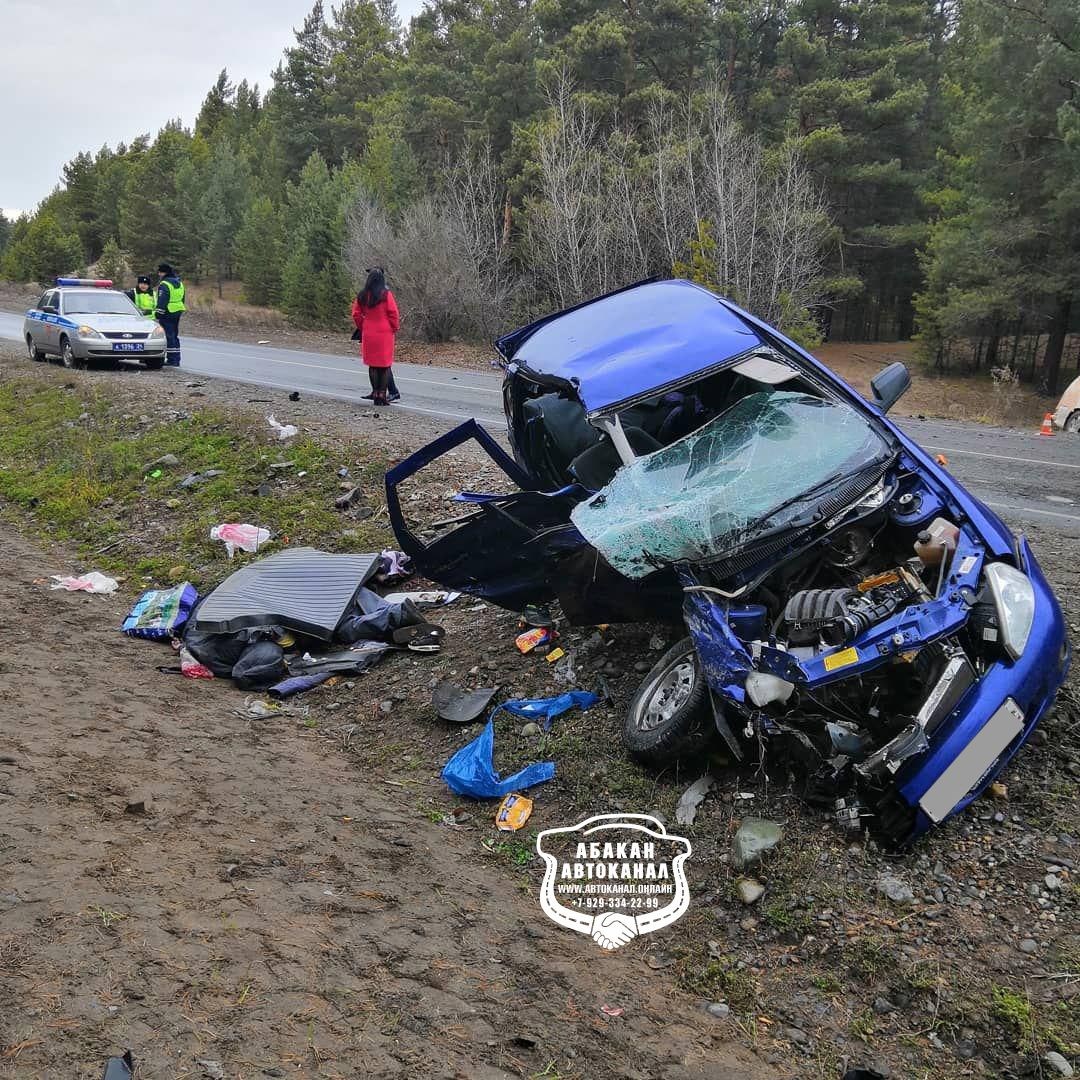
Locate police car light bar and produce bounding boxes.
[55,277,113,287]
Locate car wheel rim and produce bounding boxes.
[1068,414,1080,433]
[633,657,697,733]
[62,345,74,367]
[26,338,35,359]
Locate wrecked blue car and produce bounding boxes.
[386,279,1069,844]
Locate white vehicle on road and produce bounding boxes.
[24,278,166,369]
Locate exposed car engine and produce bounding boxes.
[693,476,1021,844]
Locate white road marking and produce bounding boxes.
[922,445,1080,471]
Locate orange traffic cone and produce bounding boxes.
[1039,412,1055,437]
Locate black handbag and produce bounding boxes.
[351,327,361,341]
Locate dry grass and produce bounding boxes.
[817,341,1061,428]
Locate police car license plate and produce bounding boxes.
[113,343,144,352]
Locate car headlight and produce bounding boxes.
[77,325,103,339]
[149,324,165,337]
[984,562,1035,659]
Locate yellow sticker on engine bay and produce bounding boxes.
[823,647,860,672]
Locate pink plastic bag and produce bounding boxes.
[179,646,214,680]
[210,523,271,559]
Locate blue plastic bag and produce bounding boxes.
[121,583,198,640]
[499,690,599,730]
[441,691,600,798]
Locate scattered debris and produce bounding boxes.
[334,486,366,510]
[267,672,335,699]
[121,583,197,639]
[210,523,271,559]
[731,818,783,869]
[705,1002,730,1019]
[521,604,554,628]
[178,646,214,680]
[50,572,118,594]
[495,792,533,831]
[289,391,300,402]
[545,646,566,664]
[196,1061,225,1080]
[599,1004,624,1018]
[675,774,715,825]
[242,699,282,719]
[266,414,298,440]
[442,716,555,798]
[551,649,578,684]
[516,626,555,654]
[442,692,599,798]
[432,681,497,724]
[383,590,460,607]
[499,691,600,732]
[101,1051,135,1079]
[735,877,765,904]
[177,469,223,488]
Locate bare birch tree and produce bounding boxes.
[524,78,830,338]
[344,136,514,340]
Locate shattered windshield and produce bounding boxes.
[570,390,891,579]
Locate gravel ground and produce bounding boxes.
[0,344,1078,1080]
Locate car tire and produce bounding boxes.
[26,335,46,362]
[623,637,715,768]
[143,357,164,370]
[59,336,84,370]
[1065,412,1080,434]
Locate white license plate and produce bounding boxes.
[919,699,1024,823]
[113,343,144,352]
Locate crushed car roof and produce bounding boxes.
[496,279,764,413]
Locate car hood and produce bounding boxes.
[496,279,763,414]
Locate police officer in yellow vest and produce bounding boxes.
[126,275,157,317]
[155,262,186,367]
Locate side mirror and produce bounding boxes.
[870,362,911,413]
[42,304,58,314]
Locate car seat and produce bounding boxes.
[569,427,663,491]
[521,394,602,486]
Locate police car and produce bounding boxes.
[24,278,167,369]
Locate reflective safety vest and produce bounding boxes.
[160,279,186,314]
[133,289,156,317]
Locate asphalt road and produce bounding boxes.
[4,310,1080,535]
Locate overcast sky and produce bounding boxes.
[0,0,427,217]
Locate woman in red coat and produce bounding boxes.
[351,268,400,405]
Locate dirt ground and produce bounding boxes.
[0,523,775,1080]
[1,343,1078,1080]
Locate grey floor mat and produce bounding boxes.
[191,547,381,640]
